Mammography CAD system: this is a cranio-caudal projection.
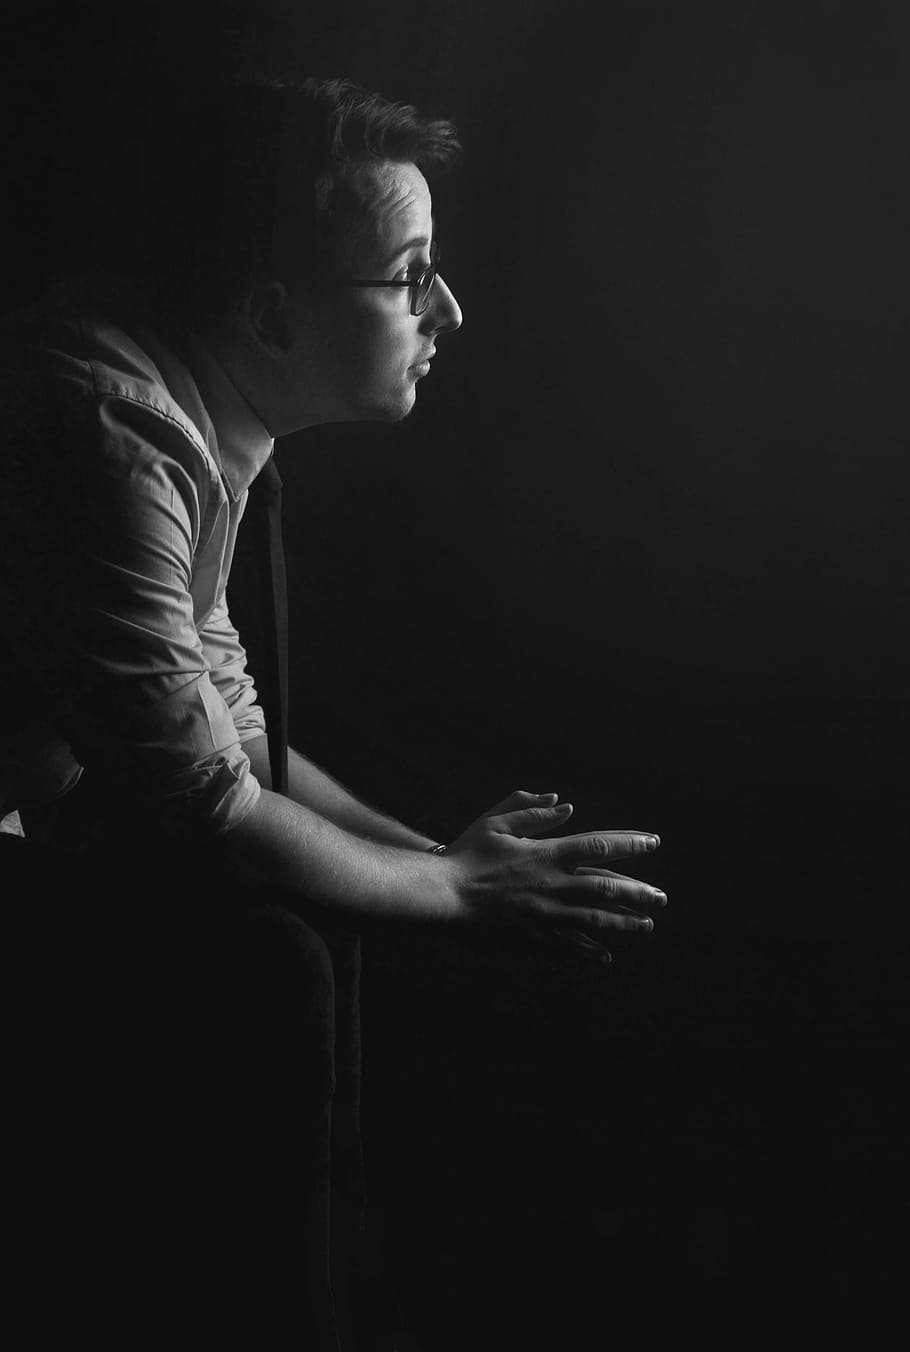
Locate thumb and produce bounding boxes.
[492,798,574,838]
[484,789,559,816]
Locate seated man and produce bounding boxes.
[0,77,667,1349]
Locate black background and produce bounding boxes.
[4,1,908,1341]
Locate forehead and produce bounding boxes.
[344,160,433,267]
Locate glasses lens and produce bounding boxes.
[412,267,434,316]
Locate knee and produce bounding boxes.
[243,903,335,1005]
[235,906,338,1089]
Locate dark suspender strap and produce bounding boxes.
[245,453,289,797]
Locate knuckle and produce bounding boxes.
[597,874,618,899]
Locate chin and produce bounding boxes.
[361,387,417,424]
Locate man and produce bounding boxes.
[0,78,666,1348]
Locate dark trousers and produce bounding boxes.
[4,832,364,1349]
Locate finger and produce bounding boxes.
[485,789,561,817]
[552,927,613,964]
[492,800,574,838]
[573,868,668,911]
[562,871,667,913]
[535,899,656,936]
[552,831,660,864]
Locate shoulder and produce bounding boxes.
[2,276,220,498]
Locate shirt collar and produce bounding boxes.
[179,334,275,500]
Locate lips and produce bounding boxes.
[410,349,436,369]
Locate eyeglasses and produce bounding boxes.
[341,245,440,316]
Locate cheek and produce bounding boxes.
[342,306,414,383]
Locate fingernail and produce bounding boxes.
[640,917,653,932]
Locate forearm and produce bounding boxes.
[212,786,459,923]
[209,784,668,944]
[244,734,440,850]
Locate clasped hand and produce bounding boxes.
[445,790,667,960]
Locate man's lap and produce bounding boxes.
[4,830,360,1336]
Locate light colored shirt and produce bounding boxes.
[0,275,273,844]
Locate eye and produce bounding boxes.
[396,256,431,282]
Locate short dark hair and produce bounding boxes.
[135,77,461,322]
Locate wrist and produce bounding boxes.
[430,845,477,926]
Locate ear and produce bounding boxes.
[242,281,295,356]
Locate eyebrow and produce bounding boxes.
[380,235,432,268]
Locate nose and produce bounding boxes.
[426,272,463,334]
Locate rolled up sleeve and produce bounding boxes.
[14,377,263,841]
[198,591,267,747]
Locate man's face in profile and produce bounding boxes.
[283,160,462,427]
